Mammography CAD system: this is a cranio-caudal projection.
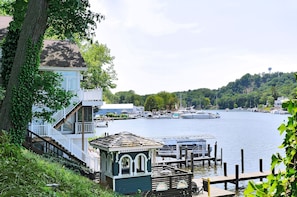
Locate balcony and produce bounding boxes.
[77,88,103,107]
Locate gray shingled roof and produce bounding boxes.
[40,40,86,69]
[90,131,163,152]
[0,16,86,69]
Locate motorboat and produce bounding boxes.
[180,111,220,119]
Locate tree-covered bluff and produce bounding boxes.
[106,72,297,111]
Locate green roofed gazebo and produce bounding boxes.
[89,131,163,195]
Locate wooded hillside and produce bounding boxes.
[107,72,297,110]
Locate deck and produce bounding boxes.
[204,171,270,184]
[192,179,235,197]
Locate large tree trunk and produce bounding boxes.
[0,0,48,133]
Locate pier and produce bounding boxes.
[201,160,273,190]
[156,142,223,169]
[192,179,235,197]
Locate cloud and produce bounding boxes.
[95,0,200,37]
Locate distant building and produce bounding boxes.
[96,102,144,116]
[274,97,289,108]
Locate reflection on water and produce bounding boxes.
[96,111,288,196]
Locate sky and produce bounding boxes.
[90,0,297,95]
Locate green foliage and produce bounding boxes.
[144,95,159,111]
[1,29,21,89]
[10,38,42,145]
[0,0,15,15]
[33,71,74,122]
[244,78,297,196]
[114,90,144,105]
[46,0,104,40]
[104,72,296,112]
[0,137,120,197]
[80,41,117,90]
[0,86,5,101]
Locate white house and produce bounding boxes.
[0,16,103,172]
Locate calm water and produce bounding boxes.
[95,111,288,196]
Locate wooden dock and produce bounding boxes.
[192,178,235,197]
[204,171,270,185]
[156,156,221,167]
[200,163,272,191]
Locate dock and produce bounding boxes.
[199,161,273,193]
[192,178,235,197]
[156,156,221,167]
[204,171,270,185]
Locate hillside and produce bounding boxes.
[105,72,297,110]
[0,133,120,197]
[178,72,297,109]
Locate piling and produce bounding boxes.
[224,162,227,189]
[214,142,217,165]
[179,146,182,160]
[235,164,239,190]
[241,149,244,173]
[221,148,223,165]
[185,147,188,167]
[259,159,263,181]
[191,152,194,173]
[208,144,211,166]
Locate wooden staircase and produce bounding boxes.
[23,129,86,165]
[53,101,82,129]
[23,129,97,180]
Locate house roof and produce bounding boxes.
[89,131,163,152]
[0,16,86,70]
[40,40,87,70]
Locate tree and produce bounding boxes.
[0,0,103,144]
[144,95,159,111]
[244,75,297,196]
[80,41,117,91]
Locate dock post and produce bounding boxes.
[208,144,211,166]
[179,146,182,160]
[214,142,217,165]
[221,148,223,165]
[241,149,244,173]
[224,162,227,189]
[191,152,194,173]
[235,164,239,190]
[259,159,263,181]
[176,144,179,159]
[208,178,210,197]
[185,148,188,167]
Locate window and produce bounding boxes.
[135,154,147,173]
[120,155,132,175]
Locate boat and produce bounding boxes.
[180,111,220,119]
[156,137,213,158]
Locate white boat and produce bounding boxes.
[180,111,220,119]
[156,137,212,158]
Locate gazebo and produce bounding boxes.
[89,131,163,195]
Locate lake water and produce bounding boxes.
[95,111,288,196]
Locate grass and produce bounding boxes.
[0,134,121,197]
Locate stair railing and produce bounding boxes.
[47,127,99,172]
[51,98,81,127]
[24,129,86,166]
